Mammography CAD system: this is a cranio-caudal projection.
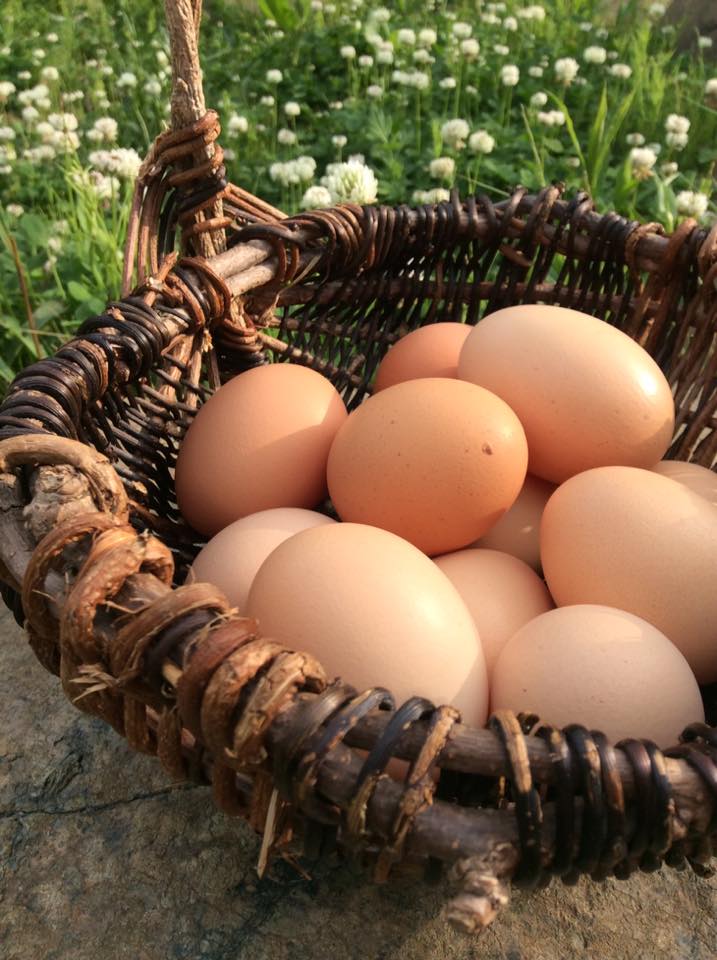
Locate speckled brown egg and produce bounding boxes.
[474,473,556,571]
[458,304,675,483]
[327,378,528,556]
[189,508,335,613]
[433,548,553,674]
[247,522,489,725]
[541,466,717,683]
[175,364,347,536]
[491,605,704,747]
[373,323,472,391]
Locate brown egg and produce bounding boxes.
[247,522,489,725]
[373,323,472,392]
[474,473,555,571]
[433,548,553,674]
[541,466,717,683]
[327,378,528,556]
[491,605,704,747]
[457,304,675,483]
[175,364,347,536]
[652,459,717,508]
[189,508,335,613]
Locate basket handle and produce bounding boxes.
[164,0,226,258]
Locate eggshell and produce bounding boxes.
[474,473,555,571]
[491,605,704,747]
[175,364,347,536]
[541,466,717,683]
[327,378,528,556]
[189,508,335,613]
[373,323,472,391]
[652,459,717,508]
[247,522,489,725]
[457,304,675,483]
[433,548,553,674]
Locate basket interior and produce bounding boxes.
[3,195,716,588]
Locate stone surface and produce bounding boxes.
[1,605,715,960]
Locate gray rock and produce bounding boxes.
[1,606,715,959]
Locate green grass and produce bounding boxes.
[0,0,715,392]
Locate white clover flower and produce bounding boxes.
[647,141,662,155]
[630,146,657,180]
[358,54,374,68]
[405,70,429,90]
[530,91,548,107]
[372,6,391,23]
[332,134,348,148]
[0,81,16,103]
[528,65,544,78]
[665,114,690,135]
[302,185,332,208]
[17,70,32,81]
[266,69,283,83]
[156,50,169,67]
[392,69,409,85]
[418,28,437,47]
[466,84,478,96]
[144,77,162,97]
[583,45,607,64]
[397,28,416,45]
[376,48,394,64]
[518,5,546,19]
[609,63,632,79]
[705,78,717,99]
[452,21,472,39]
[47,235,63,255]
[698,36,713,49]
[666,131,688,150]
[21,105,39,124]
[6,203,24,217]
[413,187,450,204]
[310,0,323,10]
[48,111,78,131]
[503,16,518,30]
[18,83,50,106]
[626,132,645,146]
[101,65,113,76]
[321,157,378,203]
[648,2,666,19]
[555,57,579,84]
[501,64,520,87]
[52,129,80,152]
[413,49,434,64]
[461,38,480,60]
[537,110,566,126]
[330,100,344,109]
[269,161,290,185]
[566,156,581,169]
[481,12,500,24]
[21,143,53,163]
[117,71,137,88]
[46,32,59,43]
[660,161,678,178]
[429,156,455,180]
[260,94,275,107]
[294,155,317,180]
[0,127,15,141]
[441,118,470,150]
[469,129,495,154]
[595,27,609,39]
[676,190,709,219]
[228,113,249,133]
[62,90,83,104]
[494,44,510,56]
[277,127,297,144]
[32,48,46,60]
[40,66,59,82]
[340,45,357,59]
[284,101,301,117]
[366,84,383,98]
[439,77,457,90]
[89,146,142,178]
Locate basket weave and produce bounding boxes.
[1,0,715,934]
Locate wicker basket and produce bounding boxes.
[1,1,715,935]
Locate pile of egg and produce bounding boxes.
[176,305,717,747]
